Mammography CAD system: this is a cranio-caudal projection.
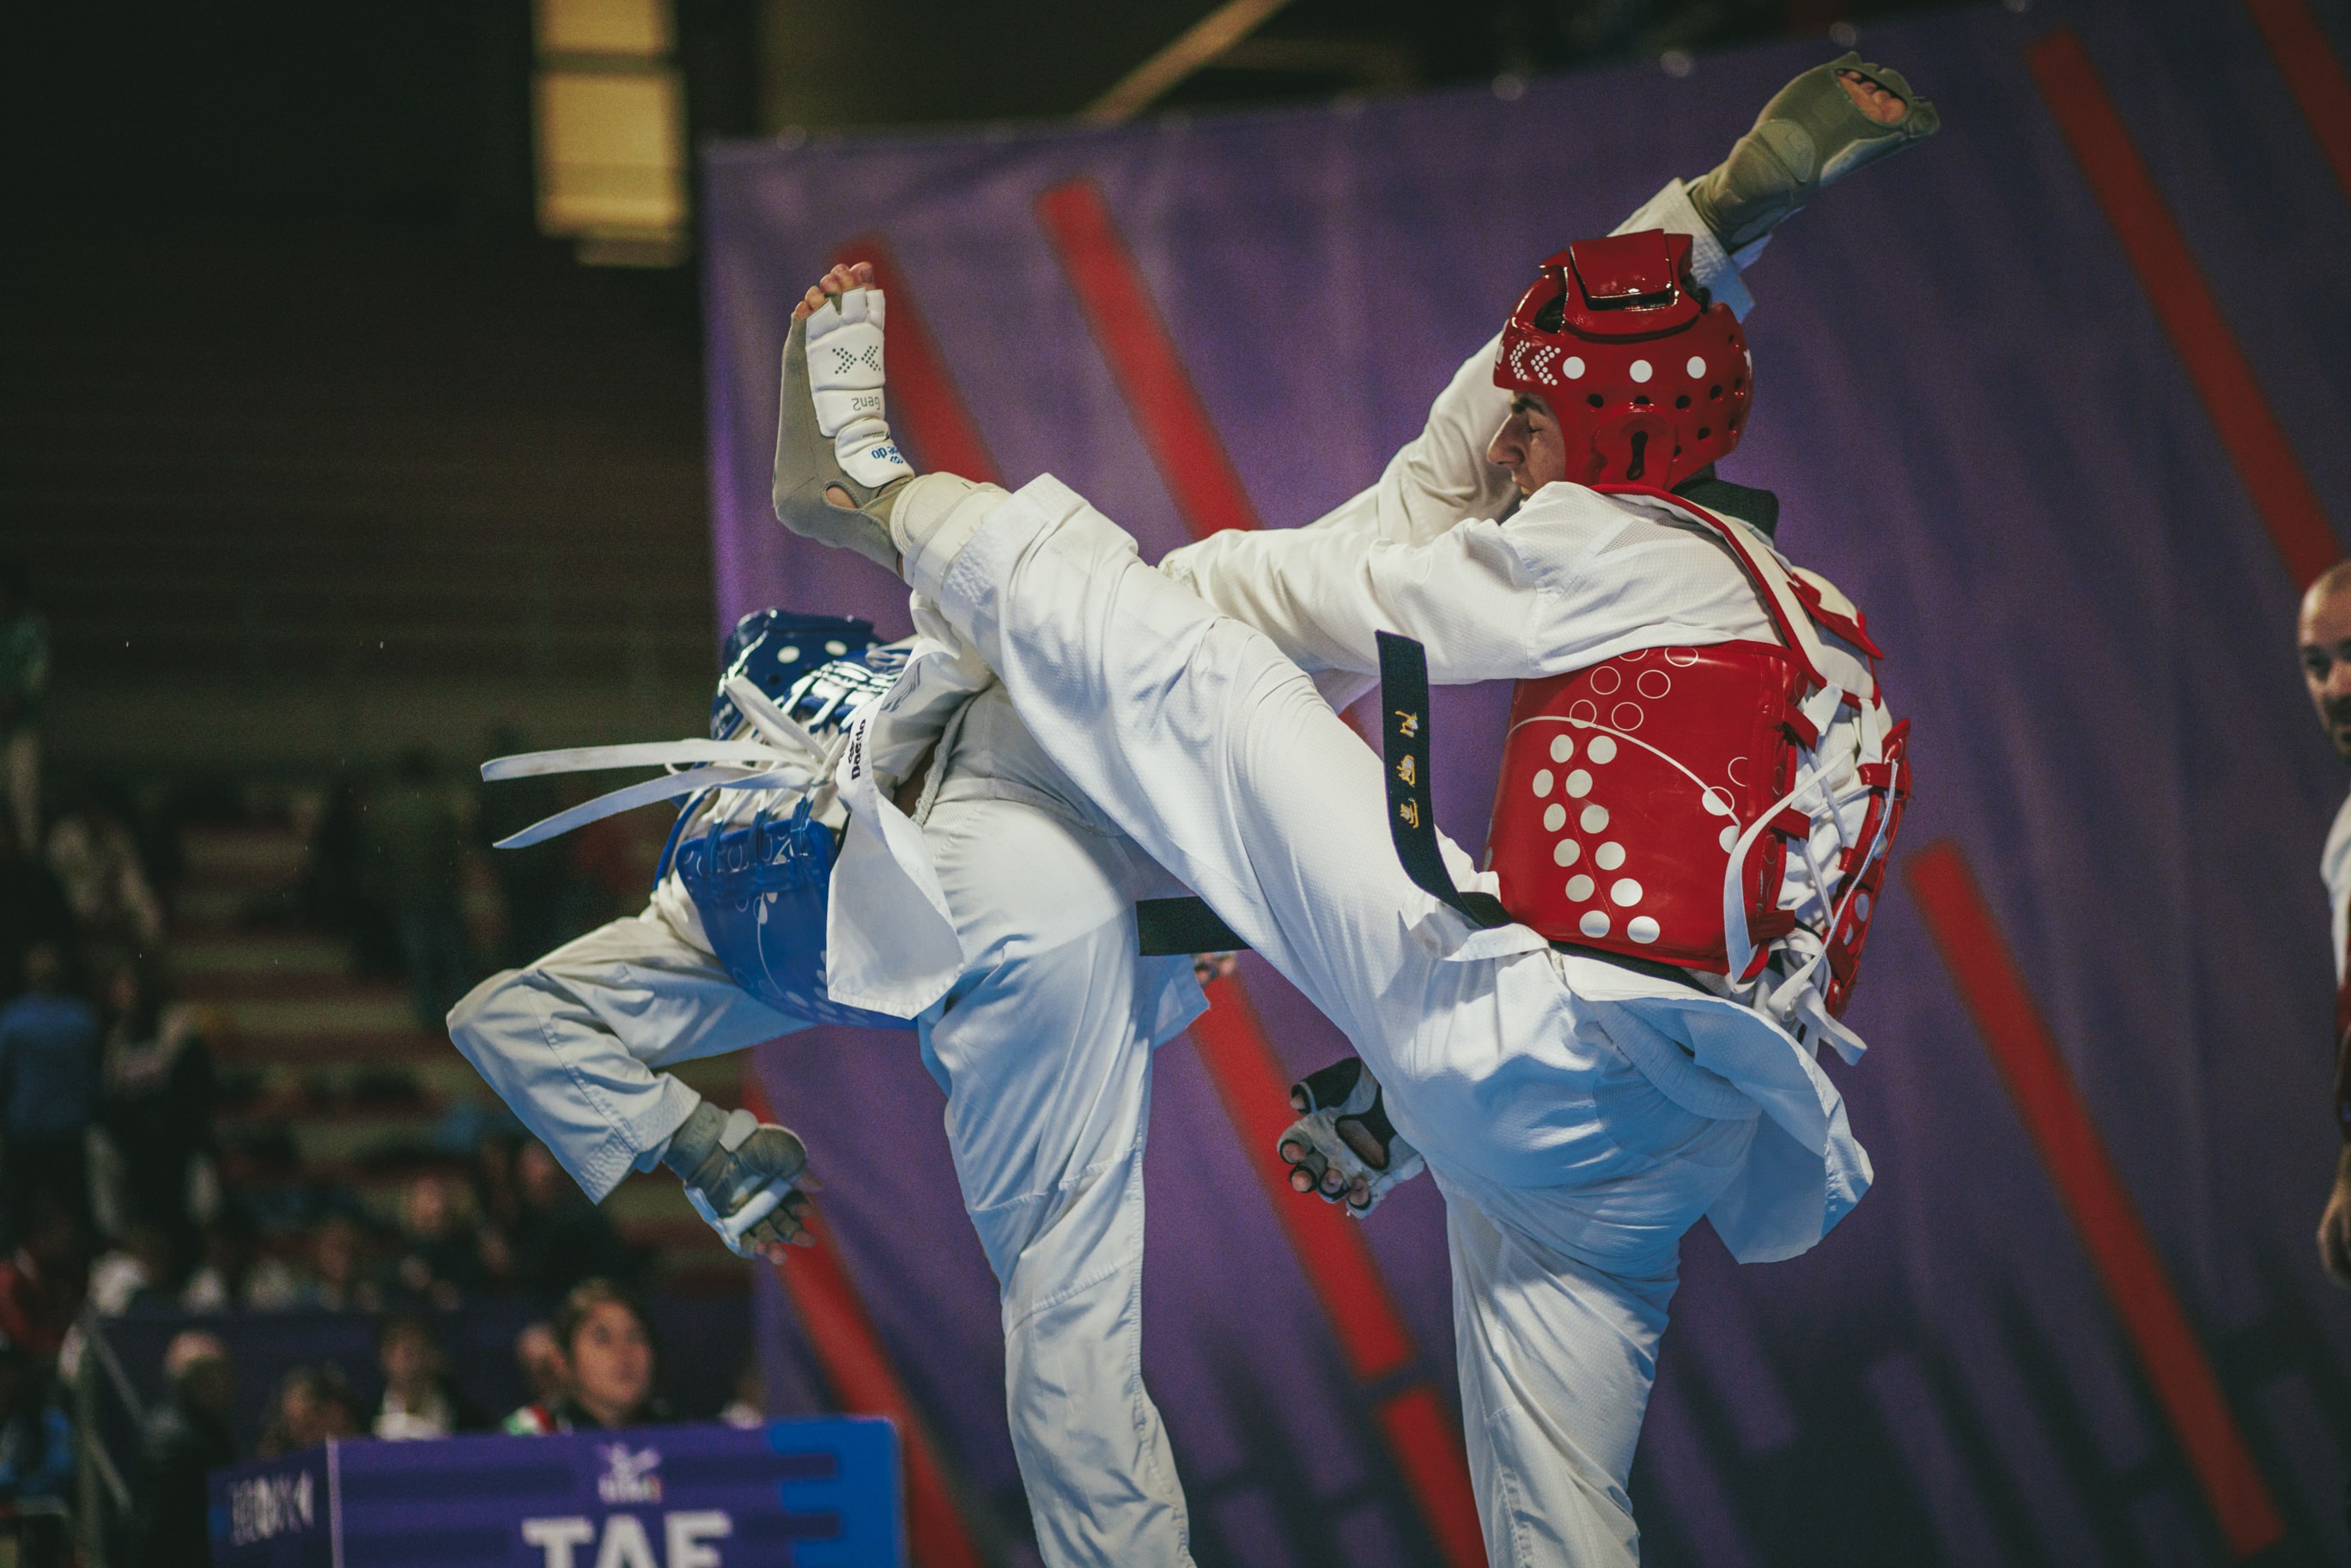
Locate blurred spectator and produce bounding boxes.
[0,559,46,858]
[719,1357,764,1430]
[361,748,477,1030]
[131,1331,235,1567]
[509,1140,640,1300]
[502,1279,665,1434]
[289,1213,378,1313]
[181,1207,301,1313]
[304,775,401,980]
[87,1221,187,1316]
[94,956,215,1238]
[561,813,635,937]
[257,1364,361,1458]
[0,1200,84,1361]
[385,1174,485,1310]
[0,819,72,1002]
[0,943,98,1227]
[471,1133,524,1289]
[513,1322,564,1409]
[477,724,572,969]
[0,1333,70,1504]
[370,1316,483,1441]
[45,795,164,970]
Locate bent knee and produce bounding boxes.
[445,967,532,1047]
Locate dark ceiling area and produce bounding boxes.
[0,0,1958,769]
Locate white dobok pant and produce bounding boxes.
[913,478,1767,1568]
[448,687,1197,1568]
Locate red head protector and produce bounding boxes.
[1493,229,1752,490]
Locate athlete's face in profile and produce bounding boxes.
[2301,575,2351,760]
[1487,393,1569,499]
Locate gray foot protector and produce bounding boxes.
[664,1100,814,1255]
[771,286,914,573]
[1687,52,1941,252]
[1276,1058,1425,1219]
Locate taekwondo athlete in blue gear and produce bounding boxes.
[448,603,1214,1568]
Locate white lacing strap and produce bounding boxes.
[487,765,817,849]
[481,688,855,851]
[482,740,783,780]
[1722,747,1904,1060]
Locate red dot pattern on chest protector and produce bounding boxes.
[1485,641,1807,972]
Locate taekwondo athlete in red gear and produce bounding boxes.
[2296,561,2351,1287]
[777,56,1937,1567]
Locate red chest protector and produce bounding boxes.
[1480,485,1911,1018]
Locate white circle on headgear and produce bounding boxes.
[1630,360,1653,383]
[1565,769,1592,798]
[1543,803,1567,832]
[1586,735,1618,763]
[1564,356,1586,380]
[778,647,801,663]
[1595,842,1625,871]
[825,641,847,655]
[1550,735,1574,763]
[1579,909,1611,939]
[1686,356,1706,379]
[1628,915,1661,945]
[1566,874,1595,902]
[1581,805,1608,832]
[1554,839,1580,866]
[1611,878,1643,907]
[1532,769,1554,798]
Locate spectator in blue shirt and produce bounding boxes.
[0,1331,71,1504]
[0,943,99,1231]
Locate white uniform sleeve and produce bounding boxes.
[1154,511,1573,685]
[1158,483,1781,695]
[1152,180,1768,719]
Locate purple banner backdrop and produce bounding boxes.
[702,2,2351,1563]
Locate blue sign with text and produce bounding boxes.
[207,1418,902,1568]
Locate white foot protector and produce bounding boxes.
[806,287,912,490]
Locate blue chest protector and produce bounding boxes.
[482,609,917,1031]
[658,611,915,1030]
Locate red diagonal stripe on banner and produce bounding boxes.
[1903,842,2284,1557]
[1034,179,1264,537]
[1189,977,1417,1381]
[743,1070,986,1568]
[2245,0,2351,208]
[2028,28,2342,588]
[829,236,1003,485]
[1188,979,1484,1562]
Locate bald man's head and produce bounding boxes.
[2299,560,2351,759]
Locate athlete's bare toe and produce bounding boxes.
[1838,69,1908,125]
